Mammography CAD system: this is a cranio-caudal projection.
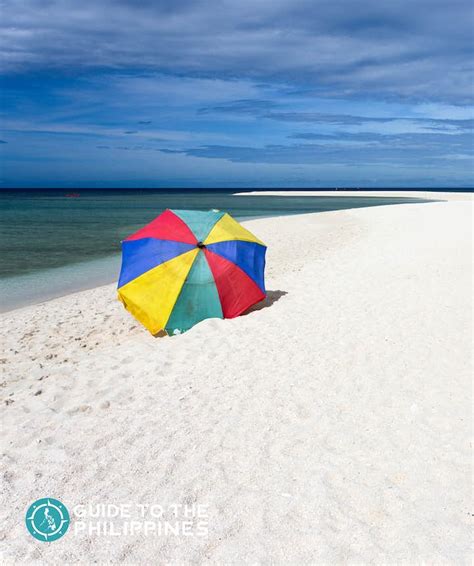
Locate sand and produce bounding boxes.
[1,195,472,564]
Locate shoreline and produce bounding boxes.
[0,254,122,315]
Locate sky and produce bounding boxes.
[0,0,473,188]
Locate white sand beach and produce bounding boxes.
[1,194,472,564]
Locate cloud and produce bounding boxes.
[265,112,393,125]
[162,128,473,166]
[199,105,473,131]
[1,0,473,103]
[159,148,185,154]
[198,99,277,115]
[288,130,473,146]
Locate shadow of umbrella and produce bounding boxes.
[242,290,288,315]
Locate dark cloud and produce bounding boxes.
[137,120,152,124]
[198,105,474,131]
[198,99,277,115]
[167,130,473,165]
[1,0,473,103]
[0,140,7,143]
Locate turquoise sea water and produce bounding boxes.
[0,190,432,311]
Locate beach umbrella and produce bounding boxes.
[117,209,266,335]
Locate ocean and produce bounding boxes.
[0,190,432,311]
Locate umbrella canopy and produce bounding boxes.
[117,209,266,335]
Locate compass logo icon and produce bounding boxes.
[25,498,70,542]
